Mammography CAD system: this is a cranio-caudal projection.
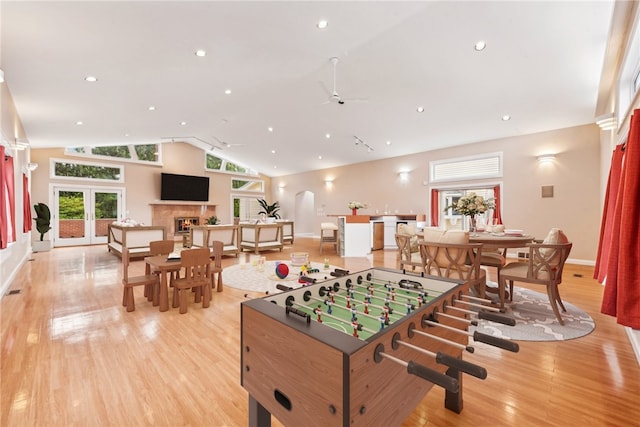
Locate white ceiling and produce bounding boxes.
[1,1,614,177]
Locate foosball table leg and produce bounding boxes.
[444,366,463,414]
[249,395,271,427]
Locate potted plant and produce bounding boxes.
[206,215,220,225]
[257,198,281,223]
[33,202,52,252]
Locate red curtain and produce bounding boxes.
[594,145,625,283]
[3,154,16,244]
[23,174,32,233]
[0,146,6,249]
[430,189,439,226]
[492,184,502,224]
[601,109,640,329]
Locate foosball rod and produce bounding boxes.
[341,286,415,314]
[361,278,444,298]
[305,294,393,325]
[289,302,378,335]
[391,333,487,379]
[320,288,405,321]
[451,297,505,313]
[409,327,475,353]
[445,305,516,326]
[374,344,459,393]
[422,316,520,353]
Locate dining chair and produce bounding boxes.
[171,248,212,314]
[122,247,159,312]
[210,240,224,292]
[498,236,572,324]
[146,239,179,301]
[395,233,423,272]
[319,222,339,254]
[419,241,486,297]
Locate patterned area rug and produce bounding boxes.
[472,286,595,341]
[223,260,340,295]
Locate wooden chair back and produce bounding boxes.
[418,241,486,296]
[395,233,423,271]
[149,240,175,256]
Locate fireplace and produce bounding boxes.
[175,217,199,234]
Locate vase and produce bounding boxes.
[352,208,357,215]
[468,215,477,233]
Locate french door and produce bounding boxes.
[53,186,123,247]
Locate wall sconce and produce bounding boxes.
[0,69,4,83]
[278,183,286,189]
[595,112,617,130]
[25,162,39,171]
[324,179,333,187]
[398,171,409,182]
[536,153,556,163]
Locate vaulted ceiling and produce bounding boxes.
[1,1,614,177]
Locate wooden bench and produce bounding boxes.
[239,222,284,254]
[107,224,167,259]
[189,224,240,257]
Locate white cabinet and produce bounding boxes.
[338,216,371,257]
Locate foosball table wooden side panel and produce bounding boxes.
[242,303,355,426]
[348,285,470,426]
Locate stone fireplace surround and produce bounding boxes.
[150,202,216,240]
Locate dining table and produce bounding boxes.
[144,255,182,312]
[469,232,535,250]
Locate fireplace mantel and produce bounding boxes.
[150,201,216,207]
[151,203,216,240]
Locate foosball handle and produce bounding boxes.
[407,361,459,393]
[331,268,349,277]
[276,284,294,292]
[435,352,487,380]
[477,310,517,326]
[285,306,311,324]
[473,331,520,353]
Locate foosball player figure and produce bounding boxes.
[417,294,424,308]
[391,288,396,301]
[383,305,390,324]
[368,284,375,296]
[352,318,359,338]
[379,312,386,330]
[329,289,335,303]
[349,288,355,299]
[326,299,333,315]
[346,295,351,308]
[314,305,323,323]
[384,293,391,306]
[406,298,412,315]
[363,299,369,314]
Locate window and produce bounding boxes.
[51,158,124,183]
[232,195,262,221]
[430,152,502,183]
[206,153,258,176]
[65,143,160,164]
[231,178,264,192]
[440,188,495,230]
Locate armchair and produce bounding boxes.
[419,241,486,297]
[498,232,572,324]
[395,233,423,272]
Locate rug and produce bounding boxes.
[222,260,341,294]
[472,287,595,341]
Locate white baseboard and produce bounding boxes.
[625,327,640,366]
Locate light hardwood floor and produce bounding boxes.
[1,238,639,427]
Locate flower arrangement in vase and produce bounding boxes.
[348,201,366,215]
[444,192,494,232]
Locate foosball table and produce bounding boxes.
[241,267,518,427]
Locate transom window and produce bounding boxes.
[430,152,502,183]
[50,158,124,183]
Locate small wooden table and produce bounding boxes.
[144,255,182,312]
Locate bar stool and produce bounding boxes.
[320,222,338,254]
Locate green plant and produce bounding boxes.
[257,198,281,219]
[206,215,220,225]
[33,202,52,241]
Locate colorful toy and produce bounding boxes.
[275,262,289,279]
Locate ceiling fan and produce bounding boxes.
[212,136,245,149]
[320,57,368,105]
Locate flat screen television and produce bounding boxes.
[160,173,210,202]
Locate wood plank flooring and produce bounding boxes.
[2,238,639,426]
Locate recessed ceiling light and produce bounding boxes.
[273,165,277,169]
[502,115,511,121]
[318,155,323,160]
[224,89,231,95]
[317,19,328,29]
[84,76,98,82]
[148,106,156,111]
[416,106,424,113]
[386,140,392,145]
[180,121,187,126]
[268,127,273,132]
[474,41,487,51]
[124,133,130,137]
[271,149,276,154]
[195,49,206,57]
[325,133,331,139]
[76,121,83,125]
